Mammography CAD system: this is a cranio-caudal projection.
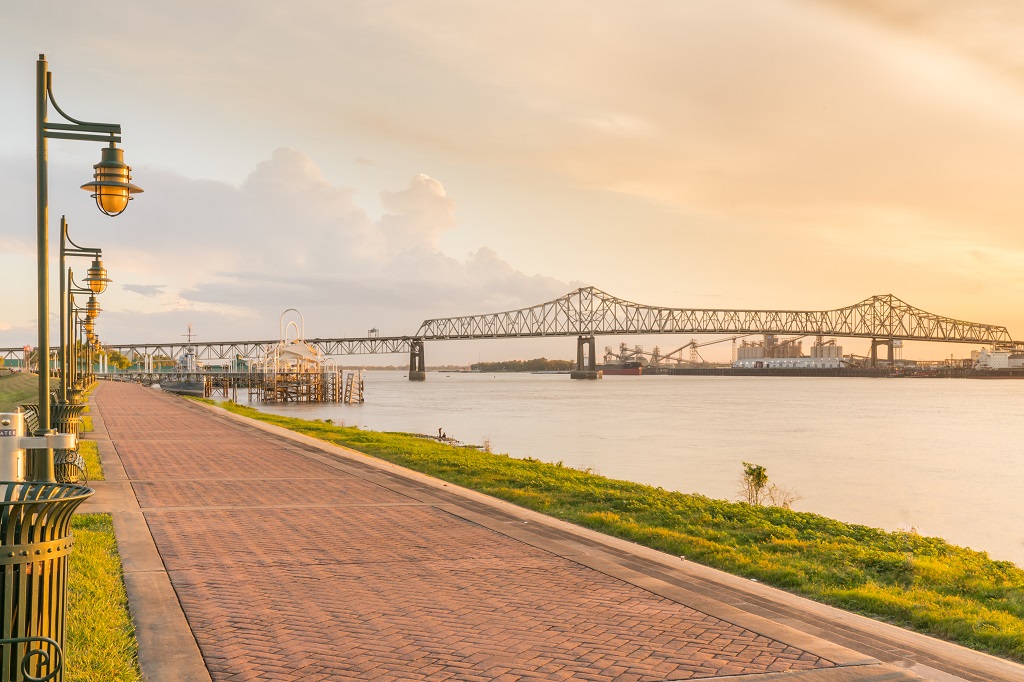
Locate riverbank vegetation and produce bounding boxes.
[202,398,1024,662]
[470,358,575,372]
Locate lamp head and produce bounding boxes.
[84,256,112,294]
[86,295,102,319]
[80,143,144,216]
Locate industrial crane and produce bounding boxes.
[603,335,753,367]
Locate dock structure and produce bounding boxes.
[103,311,352,403]
[102,370,347,403]
[246,310,346,403]
[247,369,343,403]
[342,369,364,404]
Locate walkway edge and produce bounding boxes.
[82,391,213,682]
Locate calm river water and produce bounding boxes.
[242,371,1024,567]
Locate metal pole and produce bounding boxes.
[36,55,50,425]
[35,54,55,482]
[74,317,80,389]
[60,224,68,402]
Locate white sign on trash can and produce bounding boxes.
[0,411,26,481]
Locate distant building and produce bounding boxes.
[974,348,1024,370]
[733,337,843,369]
[732,357,845,369]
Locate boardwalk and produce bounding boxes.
[80,382,1023,681]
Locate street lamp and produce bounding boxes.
[59,216,111,402]
[66,274,100,400]
[80,143,143,216]
[70,307,96,391]
[84,257,111,293]
[35,54,142,481]
[85,296,101,319]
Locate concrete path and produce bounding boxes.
[78,382,1024,681]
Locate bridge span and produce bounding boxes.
[3,287,1016,378]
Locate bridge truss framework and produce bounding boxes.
[1,287,1016,364]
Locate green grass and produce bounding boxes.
[203,398,1024,662]
[0,376,129,676]
[0,372,38,411]
[67,514,141,681]
[66,388,128,678]
[78,439,105,481]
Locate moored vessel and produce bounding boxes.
[597,361,643,376]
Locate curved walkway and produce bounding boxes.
[79,382,1023,681]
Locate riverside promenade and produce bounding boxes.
[79,382,1024,681]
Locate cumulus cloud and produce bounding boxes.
[0,148,573,347]
[379,173,456,253]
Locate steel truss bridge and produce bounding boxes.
[2,287,1016,367]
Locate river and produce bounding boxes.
[239,371,1024,567]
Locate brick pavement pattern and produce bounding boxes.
[95,382,840,681]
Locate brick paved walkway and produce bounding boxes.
[88,382,935,681]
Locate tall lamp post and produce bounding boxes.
[35,54,142,481]
[65,271,103,397]
[60,215,110,402]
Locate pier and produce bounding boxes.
[105,370,347,403]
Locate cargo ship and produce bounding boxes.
[597,361,643,376]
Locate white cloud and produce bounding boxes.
[379,174,456,253]
[0,148,573,353]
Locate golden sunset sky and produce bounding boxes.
[2,1,1023,362]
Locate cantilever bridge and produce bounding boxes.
[415,287,1012,342]
[1,287,1016,373]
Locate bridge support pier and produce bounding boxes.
[869,338,894,368]
[570,335,602,380]
[409,339,426,381]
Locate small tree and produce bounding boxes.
[738,462,800,509]
[739,462,769,505]
[106,350,132,371]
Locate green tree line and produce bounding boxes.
[470,358,574,372]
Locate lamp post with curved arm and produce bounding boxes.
[65,270,103,398]
[59,216,111,402]
[34,54,142,481]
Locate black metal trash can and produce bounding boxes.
[48,406,87,485]
[19,405,87,484]
[0,482,93,682]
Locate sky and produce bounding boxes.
[2,1,1024,365]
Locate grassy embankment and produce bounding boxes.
[0,371,37,409]
[0,374,140,681]
[202,397,1024,663]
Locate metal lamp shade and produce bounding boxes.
[80,143,143,216]
[85,296,101,319]
[84,257,111,293]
